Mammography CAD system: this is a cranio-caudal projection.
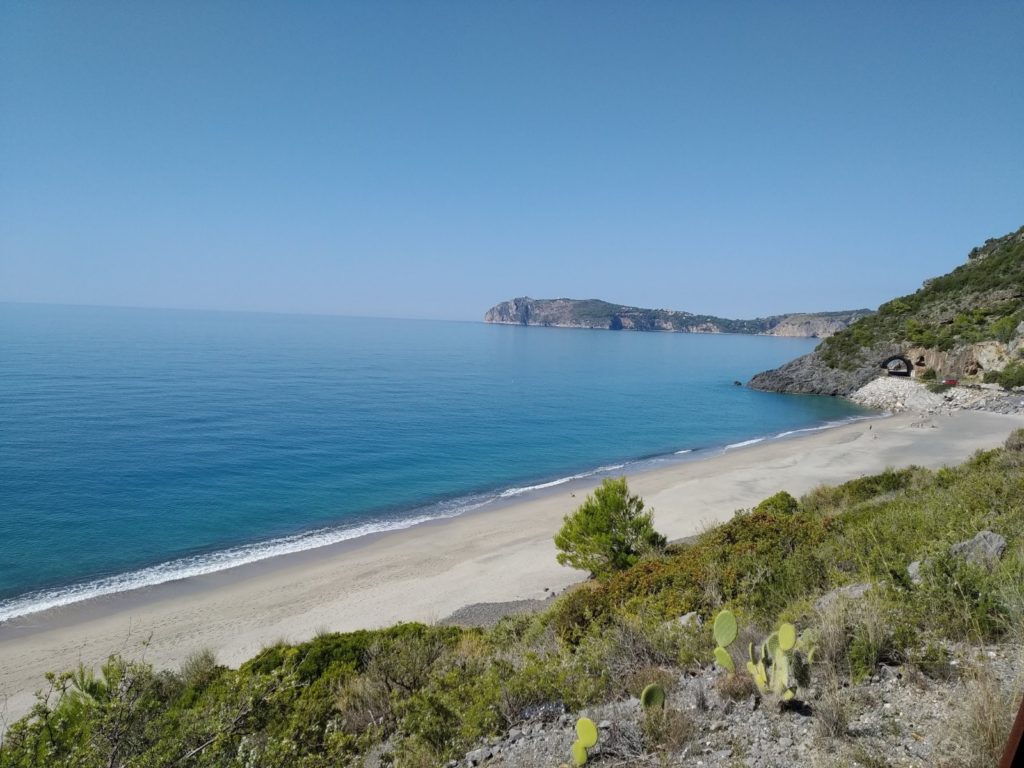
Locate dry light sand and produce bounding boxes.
[2,409,1023,725]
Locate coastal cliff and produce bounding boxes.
[484,297,871,338]
[750,225,1024,396]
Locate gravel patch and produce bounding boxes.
[438,598,552,629]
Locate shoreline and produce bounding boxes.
[2,408,1022,725]
[0,412,876,625]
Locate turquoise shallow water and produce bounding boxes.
[0,303,868,620]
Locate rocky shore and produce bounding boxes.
[848,376,1024,416]
[746,346,895,396]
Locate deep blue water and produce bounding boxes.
[0,303,868,619]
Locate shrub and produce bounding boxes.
[991,361,1024,389]
[920,366,937,381]
[802,468,921,514]
[914,552,1009,641]
[752,490,799,516]
[847,600,900,682]
[548,581,612,645]
[554,478,666,578]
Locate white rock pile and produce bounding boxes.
[848,376,1011,413]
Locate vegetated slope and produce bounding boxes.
[484,297,872,338]
[749,226,1024,395]
[5,433,1023,767]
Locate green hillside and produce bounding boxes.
[820,226,1024,371]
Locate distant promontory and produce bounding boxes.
[484,297,872,339]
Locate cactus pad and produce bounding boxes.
[576,718,598,749]
[640,683,666,709]
[713,646,735,673]
[570,740,588,766]
[778,622,797,651]
[713,610,738,647]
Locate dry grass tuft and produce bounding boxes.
[179,648,218,688]
[715,671,758,701]
[813,679,849,739]
[942,666,1019,768]
[335,674,391,734]
[641,707,695,754]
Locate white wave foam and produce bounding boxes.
[775,424,833,438]
[498,464,626,498]
[674,449,693,455]
[0,503,485,624]
[724,437,765,451]
[1,459,639,623]
[775,414,878,439]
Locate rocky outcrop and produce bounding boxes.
[904,339,1020,381]
[747,345,896,396]
[484,298,871,338]
[767,314,866,338]
[749,225,1024,396]
[950,530,1007,567]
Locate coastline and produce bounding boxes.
[0,413,874,626]
[2,408,1022,725]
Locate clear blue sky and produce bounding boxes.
[2,2,1022,320]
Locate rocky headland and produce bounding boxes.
[749,225,1024,402]
[484,297,871,338]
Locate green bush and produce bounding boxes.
[554,477,666,578]
[920,367,937,381]
[1006,429,1024,453]
[985,361,1024,389]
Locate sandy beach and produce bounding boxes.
[2,408,1022,725]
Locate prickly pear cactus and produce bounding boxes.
[576,717,598,748]
[570,717,598,765]
[570,739,588,766]
[731,615,811,703]
[712,609,737,673]
[713,610,737,647]
[640,683,665,709]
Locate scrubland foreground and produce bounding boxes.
[4,432,1024,768]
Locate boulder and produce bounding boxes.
[907,561,923,585]
[950,530,1006,567]
[815,582,873,612]
[678,611,702,628]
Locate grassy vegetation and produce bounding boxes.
[818,227,1024,370]
[3,434,1024,767]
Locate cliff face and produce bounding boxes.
[484,298,871,339]
[749,225,1024,396]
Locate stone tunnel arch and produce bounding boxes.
[880,355,913,377]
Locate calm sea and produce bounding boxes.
[0,303,869,620]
